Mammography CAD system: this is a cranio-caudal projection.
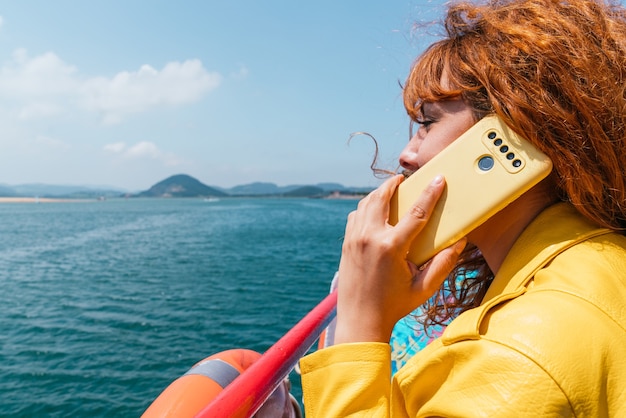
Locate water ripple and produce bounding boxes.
[0,198,355,416]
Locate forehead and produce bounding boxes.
[422,97,467,115]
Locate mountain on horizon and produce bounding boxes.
[132,175,371,198]
[227,182,283,195]
[224,181,371,196]
[0,182,125,198]
[0,175,373,198]
[134,174,228,198]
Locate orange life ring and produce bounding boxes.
[142,349,261,418]
[318,329,327,350]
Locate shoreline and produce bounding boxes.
[0,197,92,203]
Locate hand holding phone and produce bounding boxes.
[389,115,553,266]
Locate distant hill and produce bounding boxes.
[134,176,371,198]
[315,182,346,191]
[227,182,283,195]
[0,185,18,197]
[135,174,227,198]
[0,183,124,198]
[0,175,373,199]
[283,186,326,197]
[224,181,372,196]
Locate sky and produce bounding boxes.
[0,1,446,191]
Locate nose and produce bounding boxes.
[399,134,421,172]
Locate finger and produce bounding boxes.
[343,210,355,233]
[413,238,467,295]
[354,174,405,226]
[394,175,446,241]
[363,174,404,210]
[377,174,405,200]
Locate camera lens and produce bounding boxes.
[513,159,522,167]
[506,152,515,160]
[500,145,509,153]
[494,138,503,146]
[478,155,494,171]
[488,131,496,139]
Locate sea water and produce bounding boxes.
[0,197,357,417]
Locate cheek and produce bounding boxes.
[418,138,452,167]
[419,120,474,166]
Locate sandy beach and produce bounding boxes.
[0,197,92,203]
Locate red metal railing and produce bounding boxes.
[194,291,337,418]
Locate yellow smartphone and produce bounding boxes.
[389,114,553,266]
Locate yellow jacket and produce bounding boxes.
[300,203,626,417]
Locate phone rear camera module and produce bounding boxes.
[478,155,495,171]
[513,159,522,168]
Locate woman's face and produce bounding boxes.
[399,99,476,173]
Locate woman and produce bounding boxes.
[300,0,626,416]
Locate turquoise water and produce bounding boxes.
[0,198,357,417]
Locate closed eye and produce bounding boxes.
[415,118,433,127]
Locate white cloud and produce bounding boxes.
[231,65,249,79]
[34,135,71,150]
[125,141,160,159]
[0,49,78,97]
[18,102,64,120]
[82,60,222,124]
[103,142,127,153]
[103,141,184,167]
[0,49,222,124]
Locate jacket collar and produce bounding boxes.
[482,202,612,304]
[441,203,612,344]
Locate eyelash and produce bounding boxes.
[415,118,434,127]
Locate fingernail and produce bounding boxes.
[431,175,443,185]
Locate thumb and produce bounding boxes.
[413,237,467,295]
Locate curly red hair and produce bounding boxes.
[404,0,626,325]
